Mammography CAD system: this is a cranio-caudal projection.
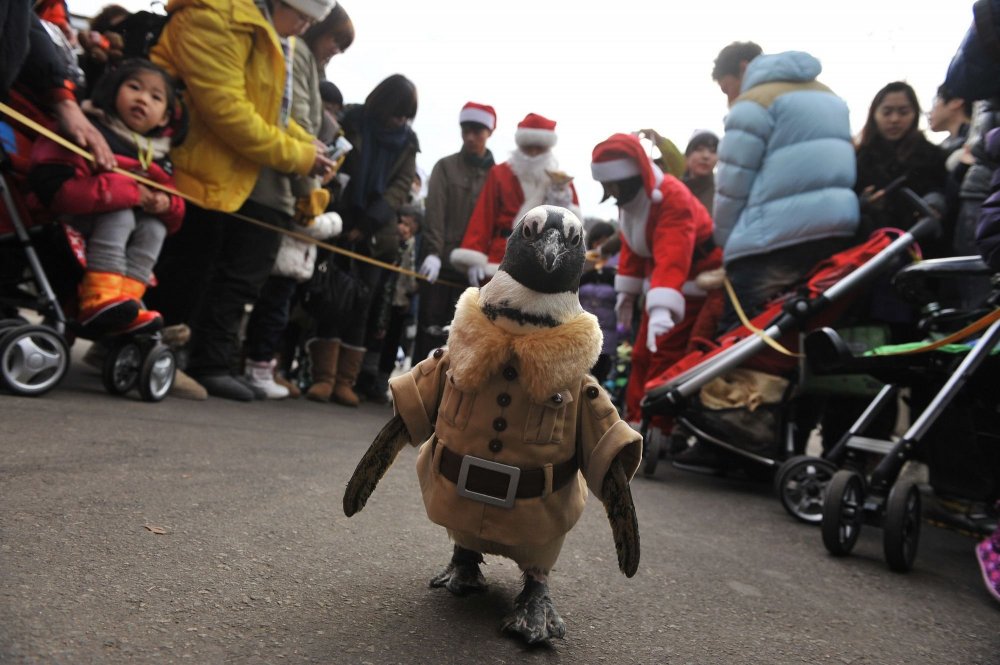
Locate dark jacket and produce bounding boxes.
[337,104,419,260]
[974,128,1000,269]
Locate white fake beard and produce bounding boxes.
[508,149,559,222]
[618,191,653,257]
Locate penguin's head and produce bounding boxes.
[479,206,587,332]
[499,205,586,294]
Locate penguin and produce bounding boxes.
[344,205,643,644]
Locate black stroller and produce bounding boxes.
[0,102,175,401]
[801,255,1000,572]
[639,190,941,492]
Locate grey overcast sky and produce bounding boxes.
[73,0,974,220]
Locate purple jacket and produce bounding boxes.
[579,266,618,355]
[975,128,1000,270]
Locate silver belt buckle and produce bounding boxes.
[456,455,521,509]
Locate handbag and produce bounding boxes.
[302,249,372,324]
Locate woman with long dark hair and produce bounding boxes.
[305,74,419,407]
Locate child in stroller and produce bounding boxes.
[27,58,185,337]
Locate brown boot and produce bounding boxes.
[272,352,301,398]
[305,338,339,402]
[332,345,365,407]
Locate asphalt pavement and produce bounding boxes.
[1,345,998,664]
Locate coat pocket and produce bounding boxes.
[439,371,476,430]
[523,390,572,445]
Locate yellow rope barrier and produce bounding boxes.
[0,101,466,289]
[722,275,803,357]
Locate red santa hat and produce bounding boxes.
[458,102,496,131]
[590,133,664,203]
[514,113,558,149]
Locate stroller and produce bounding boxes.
[0,99,175,401]
[638,190,941,490]
[800,255,1000,572]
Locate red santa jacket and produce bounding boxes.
[452,161,579,273]
[614,174,720,322]
[28,135,185,234]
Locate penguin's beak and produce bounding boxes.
[540,228,565,272]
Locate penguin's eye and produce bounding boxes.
[522,224,533,239]
[568,233,581,247]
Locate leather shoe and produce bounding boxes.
[672,440,732,475]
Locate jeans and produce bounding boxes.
[244,275,299,362]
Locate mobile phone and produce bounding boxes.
[881,175,907,195]
[326,135,353,162]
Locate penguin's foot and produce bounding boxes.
[429,546,487,595]
[501,576,566,644]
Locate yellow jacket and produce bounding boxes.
[152,0,317,212]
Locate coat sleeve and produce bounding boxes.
[29,137,141,215]
[645,191,697,321]
[387,351,448,446]
[159,6,315,176]
[421,159,448,259]
[713,100,771,251]
[577,378,642,501]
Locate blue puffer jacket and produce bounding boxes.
[713,51,859,264]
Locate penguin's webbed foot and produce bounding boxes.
[428,546,487,595]
[501,576,566,645]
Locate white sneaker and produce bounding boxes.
[244,359,290,399]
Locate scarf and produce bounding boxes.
[351,113,411,209]
[81,100,171,170]
[462,148,495,170]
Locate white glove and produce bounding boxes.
[646,306,675,353]
[467,264,486,286]
[615,292,636,331]
[419,254,441,283]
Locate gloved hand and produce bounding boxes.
[419,254,441,283]
[468,264,486,286]
[615,292,636,331]
[646,306,675,353]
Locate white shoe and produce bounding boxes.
[244,359,290,399]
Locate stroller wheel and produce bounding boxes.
[883,481,921,573]
[138,344,175,402]
[102,341,142,395]
[0,325,69,396]
[821,470,865,556]
[775,455,837,525]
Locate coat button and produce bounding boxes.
[586,386,600,399]
[502,366,518,381]
[488,439,503,453]
[551,393,563,404]
[497,393,511,407]
[492,417,507,432]
[433,348,444,359]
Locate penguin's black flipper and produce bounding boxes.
[601,457,640,577]
[343,414,410,517]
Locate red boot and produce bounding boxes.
[119,276,163,334]
[77,271,138,335]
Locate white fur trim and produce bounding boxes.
[614,274,644,295]
[459,107,495,130]
[649,164,664,203]
[591,158,640,182]
[449,247,488,270]
[650,189,663,203]
[515,127,557,148]
[645,286,686,322]
[485,262,499,276]
[283,0,335,21]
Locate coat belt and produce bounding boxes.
[438,443,577,504]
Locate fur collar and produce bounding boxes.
[446,288,602,401]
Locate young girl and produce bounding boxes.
[29,58,185,336]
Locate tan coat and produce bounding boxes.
[388,289,642,554]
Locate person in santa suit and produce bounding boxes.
[450,113,582,286]
[590,133,722,432]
